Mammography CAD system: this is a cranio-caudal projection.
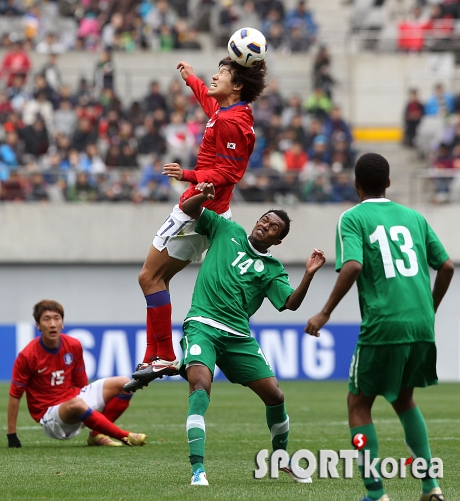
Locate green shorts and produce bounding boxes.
[349,342,438,403]
[179,320,275,385]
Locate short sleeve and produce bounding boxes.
[425,221,449,270]
[265,271,295,311]
[195,209,234,244]
[336,211,363,271]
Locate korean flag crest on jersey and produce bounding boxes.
[63,353,74,365]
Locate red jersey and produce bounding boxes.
[180,75,255,214]
[9,334,88,422]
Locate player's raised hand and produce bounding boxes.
[177,61,194,81]
[195,182,215,200]
[162,163,183,181]
[306,248,326,276]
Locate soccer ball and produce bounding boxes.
[228,27,267,67]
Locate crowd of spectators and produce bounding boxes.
[405,82,460,204]
[0,1,318,54]
[0,1,359,205]
[349,0,460,54]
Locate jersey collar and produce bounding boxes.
[220,101,247,111]
[39,336,61,354]
[362,198,391,203]
[247,235,272,257]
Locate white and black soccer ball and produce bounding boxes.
[227,27,267,67]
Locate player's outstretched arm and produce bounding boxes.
[284,249,326,311]
[7,395,22,448]
[181,183,215,220]
[432,257,454,312]
[305,260,362,337]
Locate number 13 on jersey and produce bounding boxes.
[369,225,419,279]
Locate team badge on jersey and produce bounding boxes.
[254,259,264,272]
[190,344,202,355]
[227,142,236,149]
[63,353,74,365]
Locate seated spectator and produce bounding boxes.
[301,173,332,202]
[40,53,62,94]
[105,143,121,168]
[94,49,115,97]
[307,134,330,165]
[285,0,317,48]
[81,143,106,175]
[0,134,20,183]
[397,5,429,52]
[1,169,26,201]
[22,90,55,134]
[330,132,355,171]
[424,83,455,117]
[101,12,124,50]
[0,40,32,89]
[215,0,240,48]
[273,171,302,205]
[323,106,353,143]
[403,88,424,147]
[67,171,96,202]
[331,172,359,203]
[27,172,49,201]
[76,0,104,50]
[54,99,77,137]
[303,86,332,120]
[280,94,303,128]
[72,117,98,152]
[284,141,308,171]
[265,21,286,52]
[0,0,24,16]
[106,170,135,202]
[19,117,50,157]
[23,3,46,44]
[35,32,66,54]
[238,172,274,203]
[143,80,168,114]
[430,142,455,203]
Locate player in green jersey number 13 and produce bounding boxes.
[305,153,454,501]
[173,182,325,486]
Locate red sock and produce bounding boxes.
[90,394,132,438]
[144,310,158,362]
[81,408,129,441]
[147,303,176,361]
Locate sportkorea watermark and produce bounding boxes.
[254,434,443,481]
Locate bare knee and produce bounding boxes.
[66,398,88,416]
[265,388,284,407]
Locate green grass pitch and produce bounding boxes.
[0,381,458,501]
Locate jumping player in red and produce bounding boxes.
[125,58,267,392]
[7,300,147,448]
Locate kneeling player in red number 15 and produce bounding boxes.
[7,300,147,448]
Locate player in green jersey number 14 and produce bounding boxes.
[305,153,454,501]
[173,182,326,486]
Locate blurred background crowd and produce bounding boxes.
[0,0,360,204]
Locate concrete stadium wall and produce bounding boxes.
[15,50,456,128]
[0,263,458,381]
[0,202,459,264]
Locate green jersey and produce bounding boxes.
[185,209,294,336]
[336,199,449,345]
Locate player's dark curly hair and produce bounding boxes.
[33,300,64,323]
[260,209,291,240]
[219,57,267,104]
[354,153,389,196]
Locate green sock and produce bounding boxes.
[187,389,210,474]
[266,403,289,451]
[350,423,386,501]
[398,406,439,494]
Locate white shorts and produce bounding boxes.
[153,204,232,262]
[39,379,106,441]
